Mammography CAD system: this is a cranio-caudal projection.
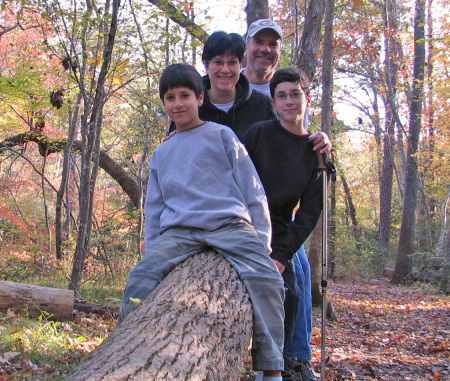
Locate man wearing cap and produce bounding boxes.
[243,19,283,95]
[243,19,325,381]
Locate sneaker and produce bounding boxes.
[283,358,303,381]
[297,361,319,381]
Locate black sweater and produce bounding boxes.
[241,120,324,268]
[169,74,276,139]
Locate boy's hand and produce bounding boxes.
[308,131,332,154]
[164,130,177,141]
[272,259,285,274]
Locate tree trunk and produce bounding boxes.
[329,171,336,278]
[302,0,327,306]
[56,93,82,260]
[321,0,334,138]
[392,0,426,284]
[297,0,325,81]
[439,227,450,294]
[309,0,334,304]
[341,172,362,252]
[438,185,450,257]
[245,0,269,26]
[69,0,120,293]
[378,112,395,275]
[0,281,74,321]
[378,0,399,276]
[426,0,436,235]
[67,251,253,381]
[309,218,323,307]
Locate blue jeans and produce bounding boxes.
[284,245,312,362]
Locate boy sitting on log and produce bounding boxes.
[119,63,286,380]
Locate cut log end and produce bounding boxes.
[0,280,74,321]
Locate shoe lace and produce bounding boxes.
[299,362,317,381]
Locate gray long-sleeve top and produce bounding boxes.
[145,121,272,253]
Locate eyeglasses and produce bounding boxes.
[274,90,305,101]
[208,59,240,67]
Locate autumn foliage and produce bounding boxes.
[0,0,449,378]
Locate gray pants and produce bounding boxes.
[119,219,285,371]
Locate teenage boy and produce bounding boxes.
[241,68,327,381]
[119,63,285,380]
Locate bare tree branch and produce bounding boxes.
[0,131,140,208]
[146,0,209,44]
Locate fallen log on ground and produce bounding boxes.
[74,299,119,316]
[0,280,74,321]
[66,250,254,381]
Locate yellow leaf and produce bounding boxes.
[112,76,124,86]
[130,297,141,305]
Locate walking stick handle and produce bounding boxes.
[316,151,327,171]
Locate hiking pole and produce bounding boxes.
[317,152,328,381]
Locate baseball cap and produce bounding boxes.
[246,19,283,42]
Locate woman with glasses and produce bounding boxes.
[169,31,276,139]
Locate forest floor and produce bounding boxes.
[304,281,449,381]
[0,280,448,380]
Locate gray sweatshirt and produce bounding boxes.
[145,122,272,253]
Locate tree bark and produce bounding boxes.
[245,0,269,26]
[439,226,450,294]
[0,281,74,321]
[329,173,336,278]
[297,0,325,82]
[320,0,334,138]
[309,0,334,303]
[426,0,436,235]
[69,0,120,294]
[147,0,209,44]
[378,0,399,276]
[392,0,426,284]
[341,172,362,253]
[66,251,253,381]
[438,185,450,257]
[56,93,82,260]
[309,218,322,306]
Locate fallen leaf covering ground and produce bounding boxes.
[307,281,450,381]
[0,281,448,380]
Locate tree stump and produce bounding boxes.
[67,250,254,380]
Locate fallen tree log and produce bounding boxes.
[0,280,74,321]
[67,250,254,380]
[73,299,119,316]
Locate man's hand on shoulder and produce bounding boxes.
[308,131,332,154]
